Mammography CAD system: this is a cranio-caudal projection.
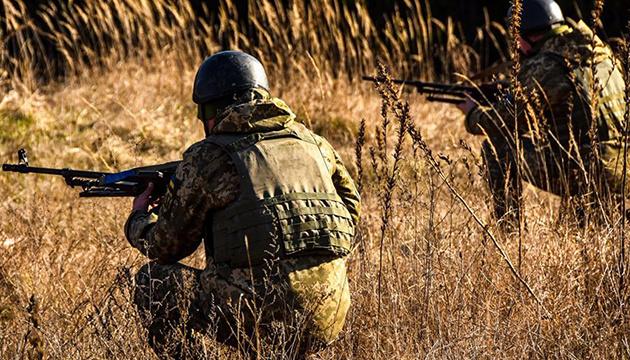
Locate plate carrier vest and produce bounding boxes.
[206,125,354,268]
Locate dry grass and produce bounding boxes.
[0,0,509,90]
[1,0,629,359]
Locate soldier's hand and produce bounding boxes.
[148,195,162,215]
[132,182,154,212]
[456,98,476,115]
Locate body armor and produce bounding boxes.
[207,125,354,268]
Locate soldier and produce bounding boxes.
[125,51,360,358]
[457,0,627,228]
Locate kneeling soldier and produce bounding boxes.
[458,0,627,228]
[125,51,360,358]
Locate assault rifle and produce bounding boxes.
[362,76,505,105]
[2,149,180,197]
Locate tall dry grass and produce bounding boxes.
[0,0,509,91]
[0,0,629,359]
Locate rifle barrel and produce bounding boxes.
[426,95,466,104]
[362,76,474,93]
[80,190,137,197]
[2,164,107,178]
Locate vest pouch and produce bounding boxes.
[275,194,354,257]
[212,205,280,268]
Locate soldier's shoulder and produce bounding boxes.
[181,138,232,174]
[291,122,331,147]
[520,51,568,84]
[522,51,565,71]
[183,138,226,158]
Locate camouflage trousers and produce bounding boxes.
[133,255,350,359]
[481,138,628,227]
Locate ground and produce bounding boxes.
[0,56,628,359]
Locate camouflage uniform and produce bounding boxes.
[125,96,360,358]
[466,20,627,224]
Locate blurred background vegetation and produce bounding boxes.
[1,0,627,87]
[1,1,629,358]
[5,0,628,36]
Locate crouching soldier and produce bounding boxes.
[125,51,360,358]
[458,0,627,228]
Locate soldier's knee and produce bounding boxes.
[135,261,177,283]
[133,262,202,309]
[134,262,152,286]
[133,263,153,312]
[133,262,171,311]
[134,262,165,293]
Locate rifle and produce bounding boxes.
[362,76,505,105]
[2,149,180,198]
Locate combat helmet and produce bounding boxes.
[508,0,565,34]
[193,51,269,120]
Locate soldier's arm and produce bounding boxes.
[125,142,238,264]
[465,105,499,135]
[314,135,361,225]
[464,93,520,138]
[465,53,573,138]
[332,149,361,225]
[520,56,574,126]
[475,55,575,140]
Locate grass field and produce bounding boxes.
[0,0,629,358]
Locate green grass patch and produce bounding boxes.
[309,115,358,145]
[0,108,35,143]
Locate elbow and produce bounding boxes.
[148,238,202,264]
[142,246,185,265]
[464,110,485,135]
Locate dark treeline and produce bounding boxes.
[368,0,627,39]
[122,1,627,38]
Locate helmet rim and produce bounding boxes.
[508,0,565,34]
[192,50,270,105]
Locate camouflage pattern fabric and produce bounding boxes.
[465,20,628,223]
[482,138,590,225]
[125,96,359,357]
[134,255,350,359]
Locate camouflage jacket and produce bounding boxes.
[125,97,361,265]
[466,20,626,156]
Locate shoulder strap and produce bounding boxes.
[206,127,315,153]
[205,128,321,199]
